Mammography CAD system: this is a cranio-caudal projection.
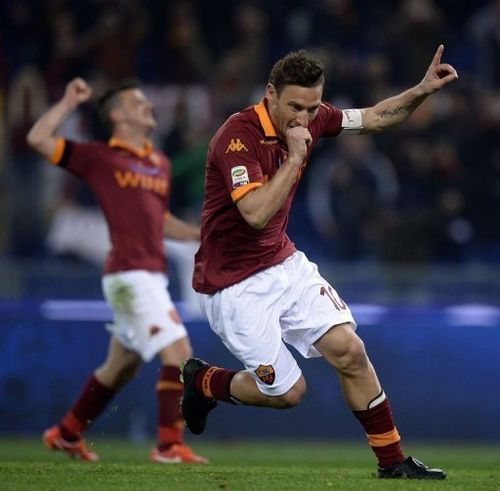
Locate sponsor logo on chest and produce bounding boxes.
[114,159,168,195]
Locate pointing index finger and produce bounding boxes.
[432,44,444,66]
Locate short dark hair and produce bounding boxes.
[96,79,140,129]
[268,50,324,95]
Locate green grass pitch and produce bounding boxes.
[1,438,499,490]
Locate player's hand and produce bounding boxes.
[420,45,458,95]
[63,78,92,107]
[285,126,312,164]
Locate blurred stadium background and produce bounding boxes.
[1,0,500,445]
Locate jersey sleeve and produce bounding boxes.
[48,138,98,178]
[312,102,343,138]
[211,127,264,203]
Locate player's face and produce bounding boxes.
[266,83,322,139]
[116,89,156,133]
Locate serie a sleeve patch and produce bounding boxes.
[230,165,250,188]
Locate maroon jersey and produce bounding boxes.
[50,137,171,274]
[193,99,343,293]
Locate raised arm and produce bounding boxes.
[360,45,458,133]
[26,78,92,159]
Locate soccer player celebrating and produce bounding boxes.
[182,46,458,478]
[27,78,207,464]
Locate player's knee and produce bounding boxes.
[159,336,193,366]
[270,377,306,409]
[335,336,369,375]
[173,335,193,360]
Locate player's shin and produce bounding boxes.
[60,374,115,440]
[196,365,239,403]
[157,365,184,448]
[352,390,405,468]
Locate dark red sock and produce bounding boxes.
[157,365,184,449]
[194,365,237,403]
[60,374,115,440]
[353,393,405,468]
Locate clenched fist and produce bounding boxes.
[63,78,92,107]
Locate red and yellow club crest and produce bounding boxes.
[255,365,275,385]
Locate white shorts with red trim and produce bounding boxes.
[197,251,356,396]
[102,270,187,362]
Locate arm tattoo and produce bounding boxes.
[378,94,426,120]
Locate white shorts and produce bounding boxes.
[102,270,188,362]
[197,251,356,396]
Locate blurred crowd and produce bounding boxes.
[1,0,500,265]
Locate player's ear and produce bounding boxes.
[266,83,278,101]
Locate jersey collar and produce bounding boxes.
[108,137,153,158]
[253,99,278,138]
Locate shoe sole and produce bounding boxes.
[152,455,183,463]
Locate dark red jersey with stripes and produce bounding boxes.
[193,99,343,294]
[53,138,171,274]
